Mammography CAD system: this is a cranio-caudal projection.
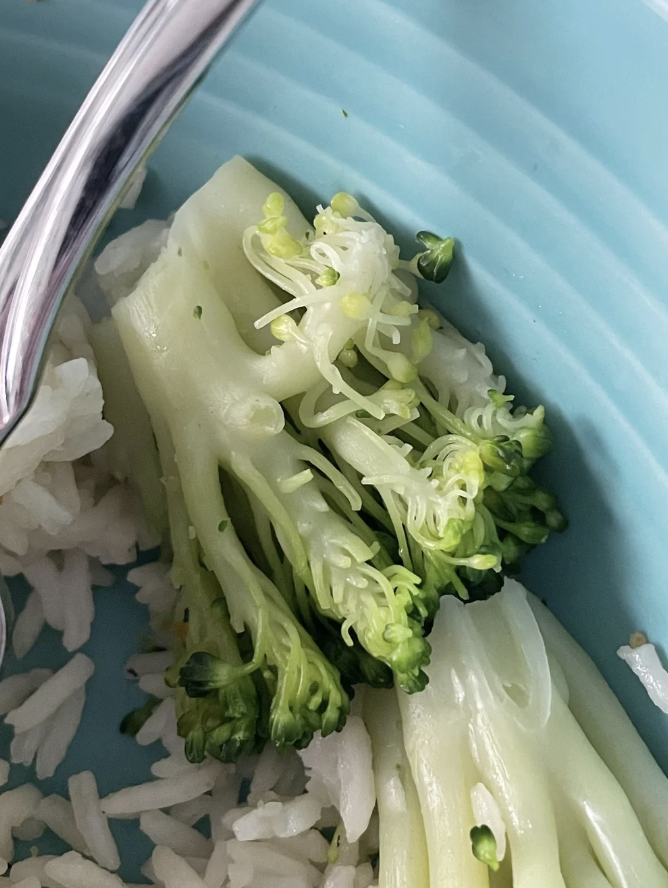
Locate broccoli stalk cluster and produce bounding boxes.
[107,156,565,761]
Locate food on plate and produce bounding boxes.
[0,158,664,887]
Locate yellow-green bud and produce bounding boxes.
[262,192,285,217]
[265,229,303,259]
[270,315,298,342]
[315,268,340,287]
[340,291,372,319]
[411,319,434,364]
[338,347,358,368]
[386,353,418,383]
[467,554,500,571]
[258,214,289,235]
[330,191,359,217]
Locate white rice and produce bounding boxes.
[8,856,61,887]
[0,785,42,862]
[227,840,322,888]
[618,635,668,714]
[10,877,41,888]
[59,550,95,652]
[151,846,208,888]
[118,165,147,211]
[139,810,213,859]
[267,832,330,865]
[0,670,51,716]
[169,795,212,827]
[10,721,49,768]
[124,651,173,679]
[0,294,152,677]
[68,772,120,872]
[247,746,288,805]
[151,751,199,780]
[232,795,323,842]
[35,687,86,780]
[322,866,355,888]
[36,795,89,856]
[299,717,375,844]
[101,763,221,817]
[134,699,174,748]
[12,817,45,842]
[94,220,169,305]
[44,851,124,888]
[137,673,175,699]
[203,840,229,888]
[22,559,64,632]
[0,299,130,574]
[12,592,45,660]
[5,654,94,734]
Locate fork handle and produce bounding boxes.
[0,0,261,444]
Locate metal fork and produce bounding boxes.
[0,0,262,664]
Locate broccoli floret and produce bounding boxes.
[470,825,500,871]
[414,231,455,284]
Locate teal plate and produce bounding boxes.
[1,0,668,878]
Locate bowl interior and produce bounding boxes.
[1,0,668,875]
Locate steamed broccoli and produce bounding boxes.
[109,157,565,757]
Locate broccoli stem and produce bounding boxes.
[447,598,565,888]
[539,692,668,887]
[528,594,668,868]
[174,427,348,747]
[554,800,614,888]
[90,317,168,538]
[113,247,349,749]
[168,156,366,404]
[153,420,245,669]
[397,688,490,888]
[365,689,429,888]
[168,155,302,354]
[155,424,261,762]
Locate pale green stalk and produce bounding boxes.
[168,155,302,354]
[365,689,429,888]
[398,684,489,888]
[397,596,490,888]
[113,244,348,746]
[168,157,374,405]
[554,798,614,888]
[90,316,167,537]
[528,594,668,867]
[449,598,566,888]
[538,692,668,888]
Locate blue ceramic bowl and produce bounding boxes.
[1,0,668,877]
